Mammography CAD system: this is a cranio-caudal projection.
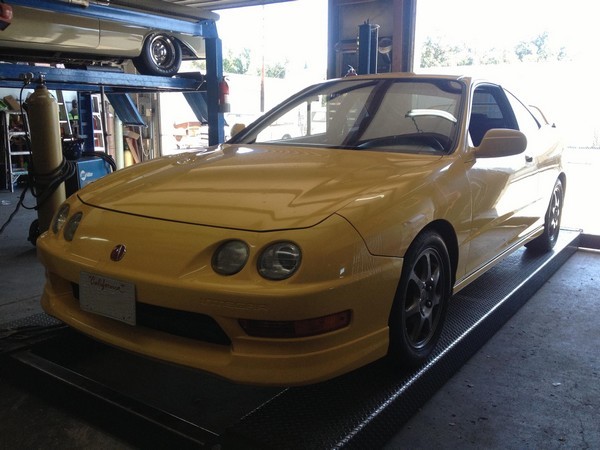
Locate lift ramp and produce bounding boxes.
[0,230,582,449]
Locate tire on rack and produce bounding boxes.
[133,33,182,77]
[525,178,564,253]
[388,230,452,366]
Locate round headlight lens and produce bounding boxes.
[52,203,70,234]
[212,240,249,275]
[258,242,301,280]
[63,212,83,242]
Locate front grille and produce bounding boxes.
[71,283,231,346]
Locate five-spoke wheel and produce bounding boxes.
[389,230,451,365]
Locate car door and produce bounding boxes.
[0,4,99,50]
[464,83,539,274]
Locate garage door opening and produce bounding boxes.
[414,0,599,235]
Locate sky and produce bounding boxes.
[215,0,600,70]
[216,0,329,80]
[415,0,598,62]
[202,0,600,146]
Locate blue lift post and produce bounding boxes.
[1,0,225,146]
[205,37,226,145]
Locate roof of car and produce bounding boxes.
[328,72,473,84]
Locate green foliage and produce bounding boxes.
[420,32,567,68]
[420,37,452,68]
[223,47,288,79]
[223,48,252,74]
[263,60,288,79]
[515,32,568,62]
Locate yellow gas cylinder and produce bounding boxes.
[26,76,66,235]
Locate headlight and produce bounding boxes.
[212,240,249,275]
[63,212,83,242]
[51,203,70,234]
[258,242,301,280]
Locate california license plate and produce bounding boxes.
[79,271,136,325]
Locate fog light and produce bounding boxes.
[239,310,351,338]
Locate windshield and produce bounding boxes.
[230,78,464,154]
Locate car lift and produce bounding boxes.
[1,0,226,144]
[1,231,591,449]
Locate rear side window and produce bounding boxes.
[505,89,540,136]
[469,86,517,146]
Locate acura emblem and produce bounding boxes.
[110,244,127,262]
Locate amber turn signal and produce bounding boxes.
[239,310,352,338]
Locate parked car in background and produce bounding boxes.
[37,73,565,385]
[0,1,215,76]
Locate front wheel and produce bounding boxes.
[133,34,182,77]
[526,178,564,253]
[388,231,452,366]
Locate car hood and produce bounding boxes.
[78,144,442,231]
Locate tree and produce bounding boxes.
[264,60,288,79]
[419,32,568,69]
[420,37,474,68]
[223,48,252,74]
[514,32,568,62]
[420,37,452,68]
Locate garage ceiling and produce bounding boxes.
[159,0,295,11]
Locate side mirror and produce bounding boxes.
[475,129,527,158]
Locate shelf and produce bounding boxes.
[2,109,30,191]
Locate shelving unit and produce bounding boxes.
[76,92,106,153]
[56,90,73,138]
[1,110,30,192]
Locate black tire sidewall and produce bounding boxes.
[526,178,564,253]
[133,34,182,77]
[388,231,451,365]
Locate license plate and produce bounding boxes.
[79,271,136,325]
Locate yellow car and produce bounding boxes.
[0,1,215,76]
[37,74,565,385]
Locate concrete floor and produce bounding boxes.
[1,185,599,449]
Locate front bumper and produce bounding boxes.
[37,204,403,386]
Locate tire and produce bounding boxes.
[388,230,452,366]
[133,34,182,77]
[526,178,564,253]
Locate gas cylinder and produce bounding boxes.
[26,76,66,235]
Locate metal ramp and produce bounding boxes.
[0,230,582,449]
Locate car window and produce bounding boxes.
[469,86,518,146]
[239,79,464,154]
[504,89,540,136]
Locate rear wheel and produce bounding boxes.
[133,34,182,77]
[526,178,564,253]
[388,231,451,365]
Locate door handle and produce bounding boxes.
[525,155,533,163]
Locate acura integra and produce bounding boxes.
[37,73,565,385]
